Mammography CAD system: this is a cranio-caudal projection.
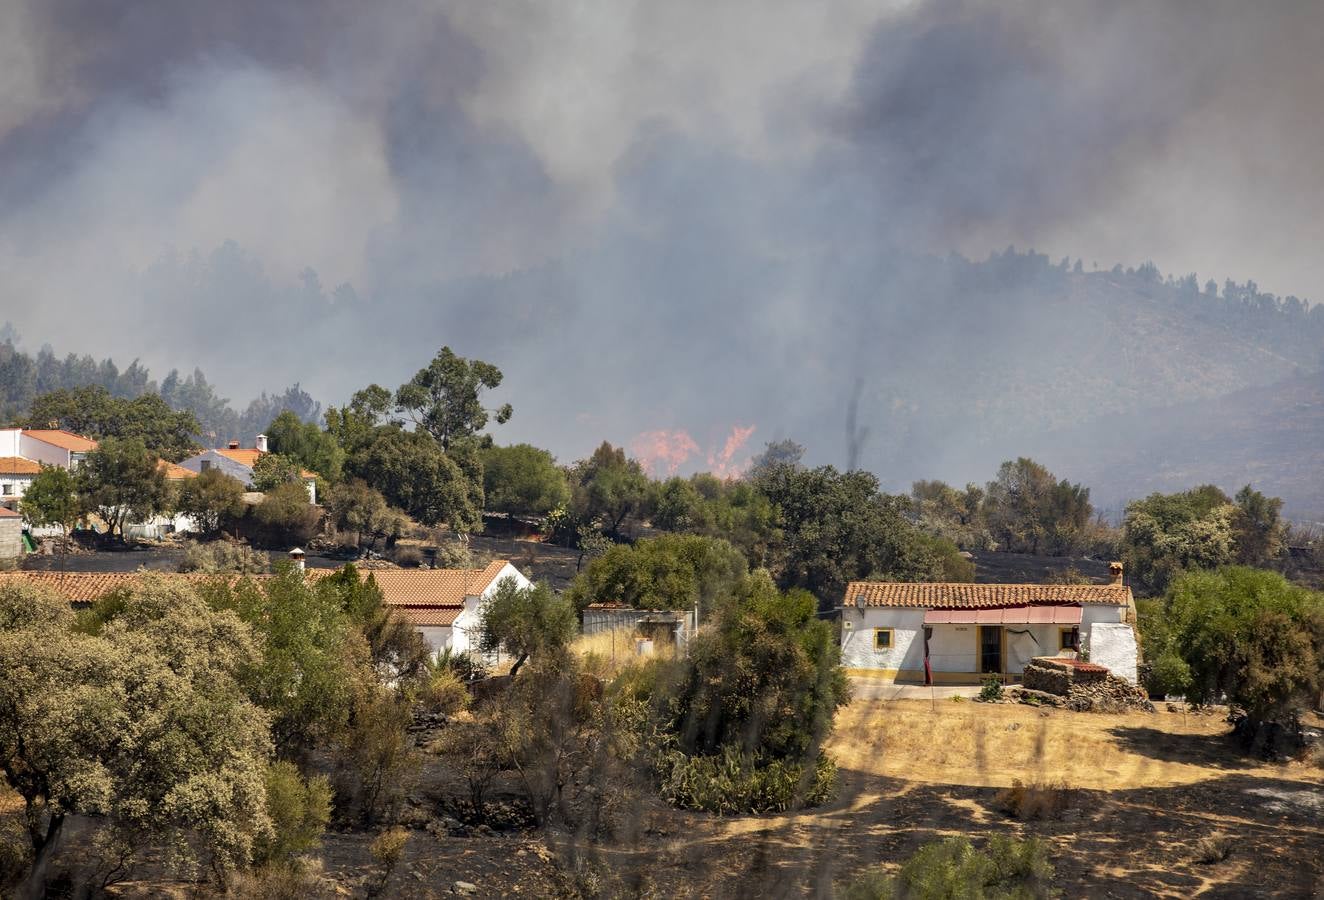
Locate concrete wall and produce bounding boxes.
[1088,622,1139,683]
[418,626,453,653]
[0,517,23,559]
[840,607,926,673]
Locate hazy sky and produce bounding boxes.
[2,0,1322,479]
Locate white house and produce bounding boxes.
[0,457,40,514]
[178,435,318,504]
[839,563,1139,684]
[0,428,98,469]
[0,560,533,656]
[346,560,533,654]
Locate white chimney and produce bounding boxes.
[255,434,268,453]
[289,547,306,572]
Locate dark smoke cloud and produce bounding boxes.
[3,0,1324,506]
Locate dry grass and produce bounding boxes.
[992,778,1073,820]
[828,698,1324,790]
[1193,833,1234,865]
[572,627,675,675]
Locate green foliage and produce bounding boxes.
[983,458,1093,555]
[77,437,172,538]
[842,835,1057,900]
[251,481,318,543]
[254,762,332,866]
[565,533,748,614]
[671,571,850,760]
[251,453,305,492]
[979,676,1004,702]
[1231,484,1285,566]
[481,443,570,517]
[325,479,407,550]
[568,441,650,536]
[24,385,200,461]
[394,346,511,450]
[0,578,273,887]
[324,385,395,455]
[176,467,247,534]
[753,463,957,605]
[656,746,837,815]
[1141,567,1324,731]
[346,429,478,531]
[910,479,992,551]
[1123,486,1237,594]
[421,666,470,715]
[477,578,577,677]
[650,475,781,566]
[266,410,345,482]
[18,464,80,534]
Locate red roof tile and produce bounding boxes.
[0,457,41,475]
[843,581,1131,609]
[0,508,19,518]
[22,430,98,452]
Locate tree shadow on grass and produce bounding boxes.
[1106,725,1252,770]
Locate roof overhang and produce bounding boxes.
[923,605,1083,625]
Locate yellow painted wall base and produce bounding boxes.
[844,667,1022,686]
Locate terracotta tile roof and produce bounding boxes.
[843,581,1131,609]
[398,606,463,627]
[0,508,19,518]
[356,560,513,607]
[157,460,197,480]
[23,429,98,452]
[0,561,518,609]
[213,448,318,480]
[0,457,41,475]
[0,571,224,601]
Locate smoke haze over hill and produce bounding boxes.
[3,0,1324,511]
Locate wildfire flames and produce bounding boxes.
[631,425,756,479]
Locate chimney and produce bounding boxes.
[1109,561,1124,586]
[227,439,240,450]
[255,434,268,453]
[289,547,306,572]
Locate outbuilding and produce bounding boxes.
[839,563,1139,683]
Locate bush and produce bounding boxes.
[421,667,470,715]
[230,861,334,900]
[657,746,838,815]
[393,546,423,567]
[367,826,409,898]
[843,835,1056,899]
[254,761,333,866]
[179,540,270,574]
[433,647,489,683]
[993,779,1073,820]
[1194,833,1233,864]
[978,676,1004,702]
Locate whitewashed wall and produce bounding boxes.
[840,607,925,672]
[1088,622,1139,682]
[418,626,453,653]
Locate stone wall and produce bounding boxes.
[0,517,22,560]
[1022,659,1073,696]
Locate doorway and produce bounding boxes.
[979,625,1002,674]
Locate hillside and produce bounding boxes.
[1034,370,1324,521]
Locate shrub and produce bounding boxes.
[1194,833,1233,864]
[230,860,334,900]
[993,779,1072,820]
[656,746,838,815]
[421,667,470,715]
[179,540,270,574]
[979,676,1004,702]
[393,546,423,567]
[433,647,489,683]
[254,761,333,866]
[367,827,408,898]
[842,835,1056,900]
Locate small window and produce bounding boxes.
[199,460,211,472]
[874,628,894,650]
[1,484,10,496]
[1059,627,1079,652]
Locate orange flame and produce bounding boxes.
[631,429,701,477]
[707,424,756,479]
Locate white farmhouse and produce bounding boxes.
[839,563,1139,683]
